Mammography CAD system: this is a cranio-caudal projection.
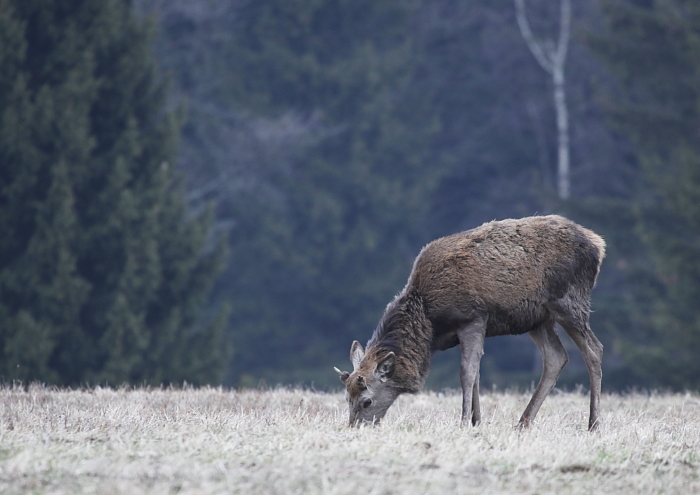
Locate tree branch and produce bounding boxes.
[555,0,571,67]
[514,0,554,74]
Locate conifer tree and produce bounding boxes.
[214,0,440,385]
[0,0,227,385]
[590,0,700,388]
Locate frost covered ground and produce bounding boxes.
[0,385,698,494]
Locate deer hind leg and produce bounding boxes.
[518,318,568,428]
[561,321,603,431]
[552,297,603,431]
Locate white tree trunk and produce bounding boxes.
[553,66,569,199]
[515,0,571,199]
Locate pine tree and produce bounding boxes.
[211,0,441,385]
[0,0,227,385]
[590,0,700,388]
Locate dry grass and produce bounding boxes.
[0,385,699,494]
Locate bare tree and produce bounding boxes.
[515,0,571,199]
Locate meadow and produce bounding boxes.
[0,384,698,494]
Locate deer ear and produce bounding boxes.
[376,352,395,382]
[350,341,364,370]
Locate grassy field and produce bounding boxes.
[0,385,699,494]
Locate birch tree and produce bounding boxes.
[515,0,572,199]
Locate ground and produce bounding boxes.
[0,385,698,494]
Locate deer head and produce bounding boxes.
[334,341,399,426]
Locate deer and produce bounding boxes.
[334,215,605,430]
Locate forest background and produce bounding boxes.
[1,0,698,392]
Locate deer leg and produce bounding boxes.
[549,293,604,431]
[518,319,568,428]
[471,367,481,426]
[457,317,486,426]
[560,321,603,431]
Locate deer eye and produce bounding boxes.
[362,398,372,409]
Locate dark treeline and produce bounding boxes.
[0,0,228,386]
[1,0,698,391]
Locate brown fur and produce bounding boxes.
[337,215,606,429]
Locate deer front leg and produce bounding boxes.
[471,368,481,426]
[457,317,486,426]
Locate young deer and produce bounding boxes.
[335,215,605,430]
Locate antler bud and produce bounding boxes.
[334,367,350,383]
